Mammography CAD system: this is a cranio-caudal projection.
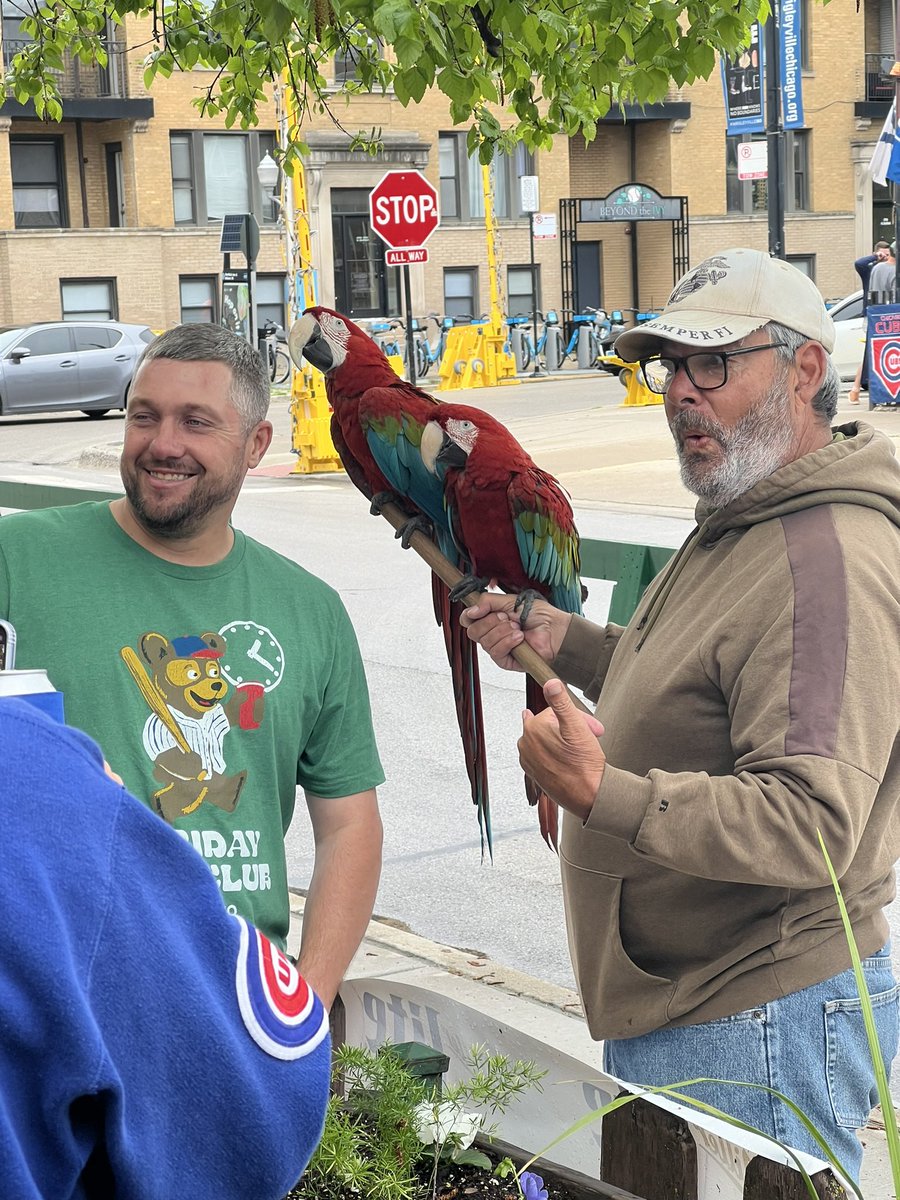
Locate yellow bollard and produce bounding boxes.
[599,355,662,407]
[437,324,517,392]
[288,371,343,474]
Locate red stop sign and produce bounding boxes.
[368,170,440,250]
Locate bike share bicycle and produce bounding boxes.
[260,320,292,385]
[412,313,454,377]
[505,310,564,373]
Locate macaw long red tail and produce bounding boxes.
[525,674,559,852]
[432,572,492,859]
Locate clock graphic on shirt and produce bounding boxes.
[218,621,285,691]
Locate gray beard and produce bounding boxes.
[671,380,796,508]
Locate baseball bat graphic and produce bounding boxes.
[119,646,193,756]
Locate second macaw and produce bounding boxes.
[424,404,585,850]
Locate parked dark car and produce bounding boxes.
[0,321,156,418]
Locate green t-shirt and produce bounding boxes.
[0,501,384,945]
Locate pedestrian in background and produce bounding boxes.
[850,239,893,404]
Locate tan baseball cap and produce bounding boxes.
[615,248,835,362]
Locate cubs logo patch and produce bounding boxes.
[871,335,900,399]
[234,916,330,1060]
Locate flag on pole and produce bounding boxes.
[869,101,898,185]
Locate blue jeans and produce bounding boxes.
[603,946,899,1182]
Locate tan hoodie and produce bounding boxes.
[553,422,900,1041]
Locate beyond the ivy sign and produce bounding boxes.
[580,186,683,222]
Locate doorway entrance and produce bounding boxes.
[331,188,400,317]
[574,241,603,311]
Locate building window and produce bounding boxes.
[1,0,28,51]
[169,131,278,226]
[800,0,810,69]
[256,274,287,331]
[60,278,117,321]
[508,265,539,317]
[180,275,218,323]
[170,135,195,224]
[10,137,66,229]
[790,130,810,211]
[725,131,810,215]
[444,268,478,319]
[786,254,815,279]
[332,36,380,83]
[439,136,460,219]
[438,135,535,221]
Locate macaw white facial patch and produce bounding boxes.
[319,311,351,353]
[234,915,330,1060]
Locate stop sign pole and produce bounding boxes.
[368,170,440,387]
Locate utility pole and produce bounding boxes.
[765,5,786,258]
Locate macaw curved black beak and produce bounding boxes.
[435,431,467,471]
[287,314,334,373]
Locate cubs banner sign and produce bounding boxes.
[867,304,900,407]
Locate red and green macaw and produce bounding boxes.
[287,306,492,857]
[424,405,585,851]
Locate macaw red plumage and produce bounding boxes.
[424,405,585,851]
[287,306,492,857]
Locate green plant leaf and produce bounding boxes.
[517,1078,863,1200]
[452,1148,493,1168]
[818,830,900,1198]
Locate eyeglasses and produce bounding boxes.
[639,342,791,395]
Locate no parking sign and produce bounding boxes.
[867,304,900,407]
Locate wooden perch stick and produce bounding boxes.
[377,500,592,716]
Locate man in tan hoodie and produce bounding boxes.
[461,248,900,1181]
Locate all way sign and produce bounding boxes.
[385,248,429,265]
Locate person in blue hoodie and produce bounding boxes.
[0,696,331,1200]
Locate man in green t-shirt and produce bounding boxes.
[0,323,384,1010]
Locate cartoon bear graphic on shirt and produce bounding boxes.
[121,630,265,824]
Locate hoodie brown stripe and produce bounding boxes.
[781,507,848,758]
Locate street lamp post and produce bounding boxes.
[256,151,282,348]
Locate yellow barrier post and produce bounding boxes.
[281,80,342,474]
[598,355,663,406]
[438,160,517,392]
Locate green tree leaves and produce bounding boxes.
[0,0,769,152]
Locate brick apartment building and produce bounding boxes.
[0,0,892,333]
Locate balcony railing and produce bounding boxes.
[864,52,895,104]
[1,36,130,100]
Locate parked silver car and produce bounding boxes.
[0,321,156,418]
